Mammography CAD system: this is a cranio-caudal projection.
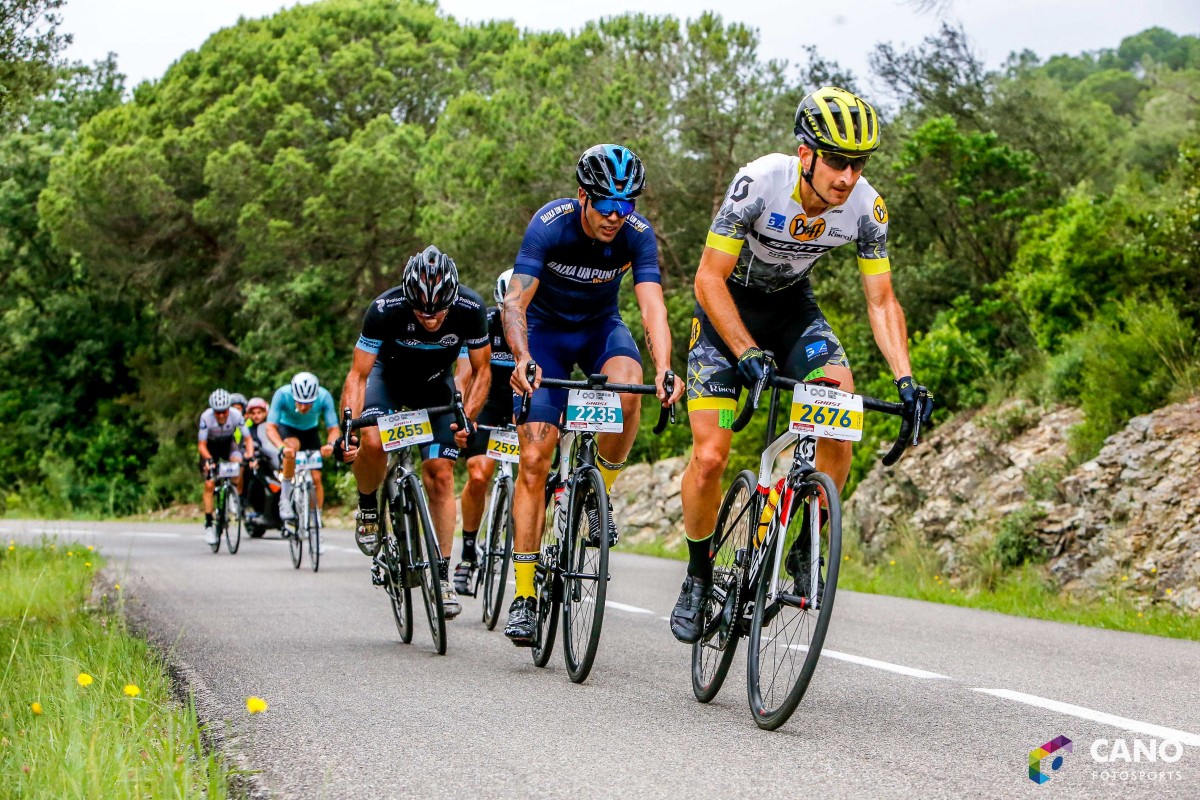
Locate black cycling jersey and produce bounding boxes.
[481,307,515,411]
[355,286,489,383]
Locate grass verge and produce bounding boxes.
[0,539,234,798]
[838,526,1200,641]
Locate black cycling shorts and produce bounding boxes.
[276,422,323,453]
[362,363,461,461]
[461,403,515,461]
[198,437,241,477]
[686,278,849,416]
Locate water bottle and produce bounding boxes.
[755,478,785,548]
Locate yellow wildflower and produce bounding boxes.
[76,673,94,687]
[30,703,42,716]
[889,559,896,566]
[87,545,95,552]
[85,562,92,568]
[123,684,140,698]
[246,697,268,714]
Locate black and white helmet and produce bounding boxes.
[291,371,320,403]
[402,245,460,314]
[229,392,247,409]
[494,268,514,305]
[208,388,232,412]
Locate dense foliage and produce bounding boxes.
[2,0,1197,514]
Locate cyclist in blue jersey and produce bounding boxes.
[501,144,684,644]
[265,372,340,535]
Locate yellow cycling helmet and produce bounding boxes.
[794,86,881,155]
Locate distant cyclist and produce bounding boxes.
[198,388,254,546]
[242,396,278,523]
[452,269,516,594]
[265,372,339,541]
[502,144,683,645]
[669,87,933,643]
[336,246,492,620]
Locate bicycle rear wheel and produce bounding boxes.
[224,484,242,554]
[561,467,610,684]
[530,541,561,668]
[382,498,413,643]
[692,469,757,703]
[289,490,304,569]
[479,475,514,630]
[406,475,447,655]
[308,498,321,572]
[746,470,842,730]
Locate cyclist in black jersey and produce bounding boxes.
[452,270,516,593]
[337,246,491,619]
[670,87,933,643]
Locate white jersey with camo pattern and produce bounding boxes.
[706,153,891,294]
[197,407,250,442]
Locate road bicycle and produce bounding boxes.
[692,366,930,730]
[346,396,468,655]
[519,365,675,683]
[211,460,243,554]
[283,450,323,572]
[473,422,518,630]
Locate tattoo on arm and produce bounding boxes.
[503,274,535,359]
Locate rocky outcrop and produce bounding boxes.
[848,396,1200,611]
[609,456,688,549]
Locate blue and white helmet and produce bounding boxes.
[291,371,320,403]
[576,144,645,200]
[208,388,231,412]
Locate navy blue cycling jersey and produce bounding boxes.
[356,286,488,384]
[513,198,660,326]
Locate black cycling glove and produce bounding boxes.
[333,433,358,463]
[737,347,772,386]
[894,376,934,424]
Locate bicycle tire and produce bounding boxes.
[210,483,224,553]
[289,489,304,569]
[308,499,320,572]
[224,484,242,554]
[561,467,610,684]
[530,539,561,668]
[746,470,842,730]
[382,497,413,643]
[406,474,447,655]
[480,474,514,630]
[692,469,757,703]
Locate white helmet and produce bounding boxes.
[208,388,231,412]
[494,268,514,305]
[291,371,320,403]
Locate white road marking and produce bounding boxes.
[605,600,655,615]
[779,643,950,680]
[27,527,97,535]
[971,688,1200,747]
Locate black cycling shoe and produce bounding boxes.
[669,576,710,644]
[504,596,538,646]
[784,539,825,605]
[453,561,476,596]
[355,505,382,557]
[585,507,619,547]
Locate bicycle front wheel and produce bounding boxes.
[746,470,841,730]
[406,475,447,655]
[382,498,413,643]
[224,485,242,554]
[561,467,610,684]
[289,490,304,569]
[480,475,514,630]
[692,469,757,703]
[530,542,561,668]
[308,499,321,572]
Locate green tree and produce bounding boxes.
[0,0,70,114]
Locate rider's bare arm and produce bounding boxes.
[861,271,912,380]
[633,281,684,404]
[462,345,492,420]
[503,273,540,393]
[339,347,378,419]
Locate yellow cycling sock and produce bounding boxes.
[597,455,625,494]
[513,551,538,598]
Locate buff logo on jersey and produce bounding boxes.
[790,215,826,242]
[873,196,888,225]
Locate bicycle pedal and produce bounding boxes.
[370,569,386,586]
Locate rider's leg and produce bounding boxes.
[203,478,215,516]
[421,457,457,560]
[512,422,559,599]
[311,468,324,510]
[680,408,734,583]
[279,436,300,517]
[460,454,495,561]
[813,365,854,492]
[231,452,245,495]
[593,355,642,494]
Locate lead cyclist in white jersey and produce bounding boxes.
[670,87,934,642]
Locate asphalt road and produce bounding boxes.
[4,518,1199,799]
